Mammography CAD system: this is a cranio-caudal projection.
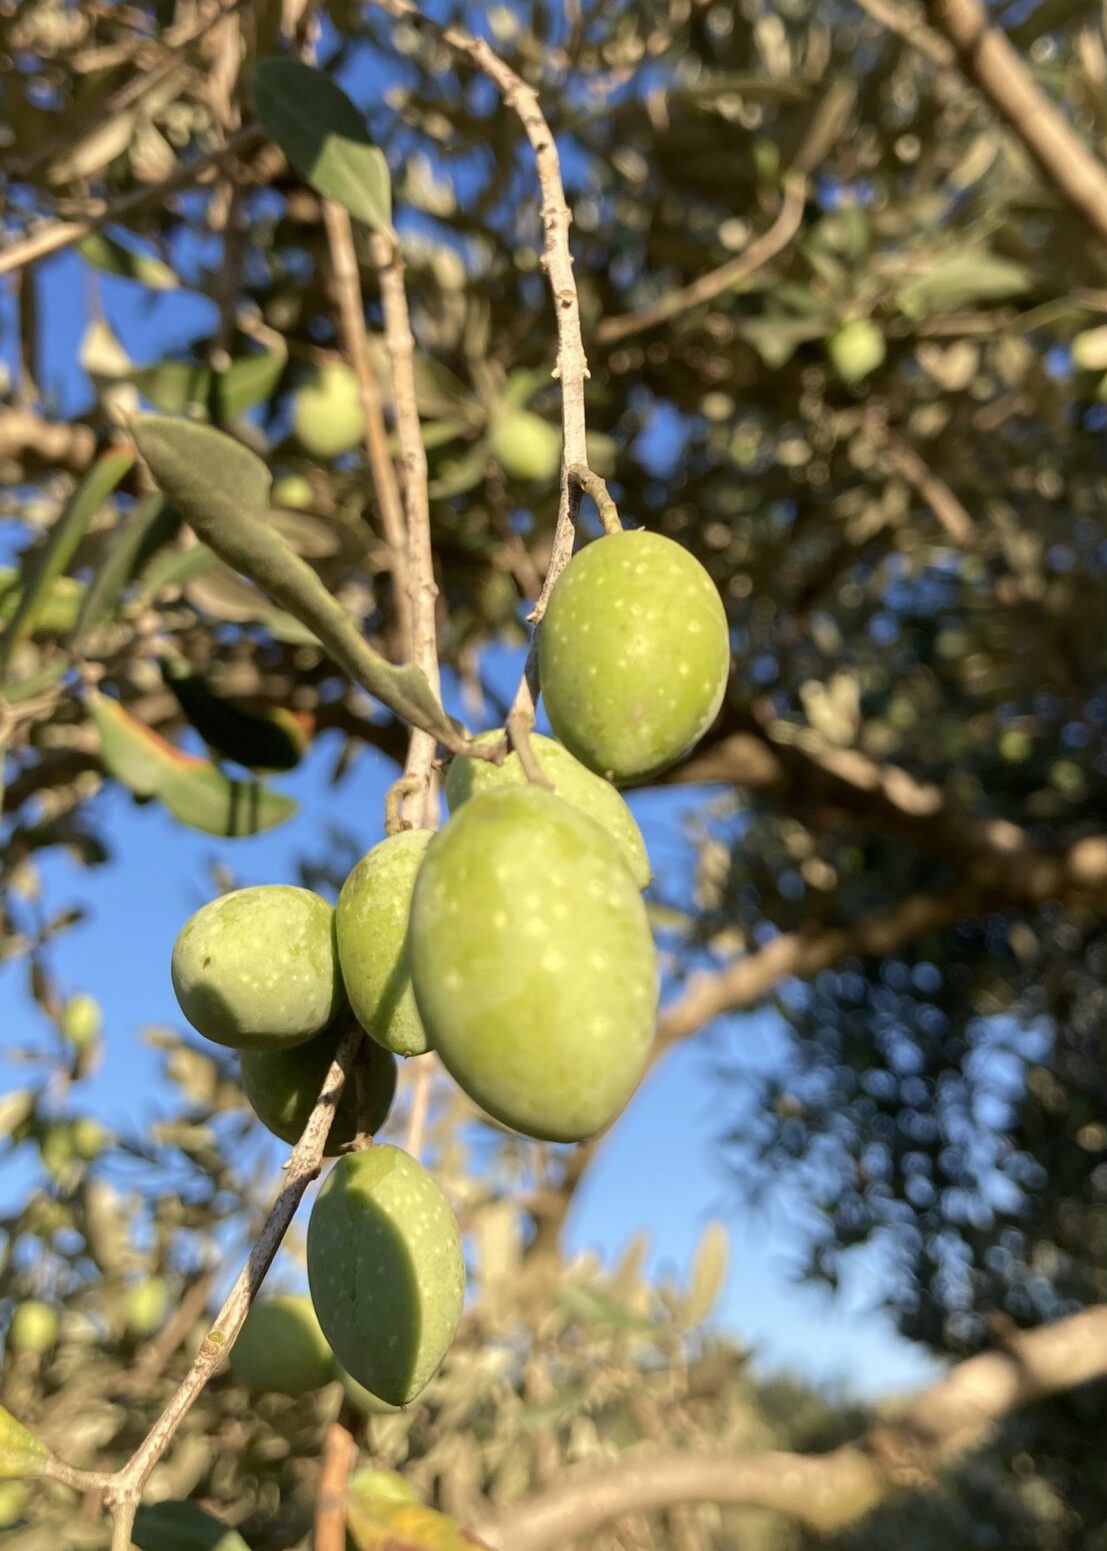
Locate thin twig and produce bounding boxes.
[851,0,953,65]
[370,228,441,828]
[323,200,413,658]
[315,1420,359,1551]
[568,463,623,535]
[367,0,591,722]
[0,126,262,278]
[596,174,807,345]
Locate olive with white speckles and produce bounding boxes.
[307,1146,465,1407]
[230,1294,335,1396]
[171,886,343,1051]
[241,1024,396,1153]
[336,831,432,1057]
[409,786,658,1142]
[538,530,730,783]
[445,729,651,889]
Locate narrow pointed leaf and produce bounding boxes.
[213,347,287,421]
[70,493,171,648]
[133,1500,252,1551]
[0,570,86,634]
[130,359,213,414]
[347,1487,490,1551]
[89,691,298,835]
[0,1405,50,1481]
[252,58,392,232]
[161,654,308,771]
[0,446,135,679]
[132,417,463,750]
[76,231,178,290]
[683,1219,730,1325]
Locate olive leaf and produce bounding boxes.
[0,445,135,680]
[131,417,465,751]
[89,690,298,836]
[70,493,172,649]
[347,1481,491,1551]
[161,652,309,771]
[133,1500,253,1551]
[0,1404,51,1481]
[252,58,392,233]
[76,231,178,290]
[682,1219,730,1326]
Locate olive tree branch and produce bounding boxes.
[477,1302,1107,1549]
[322,200,413,660]
[369,227,442,829]
[367,0,592,733]
[916,0,1107,247]
[315,1419,359,1551]
[567,463,622,535]
[33,1021,364,1544]
[0,126,262,278]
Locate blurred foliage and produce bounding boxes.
[4,0,1107,1541]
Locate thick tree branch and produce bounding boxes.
[480,1303,1107,1549]
[920,0,1107,247]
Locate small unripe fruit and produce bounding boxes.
[70,1117,107,1161]
[241,1026,396,1153]
[61,993,102,1048]
[827,319,885,383]
[307,1147,464,1407]
[488,409,561,483]
[446,729,651,889]
[9,1300,58,1355]
[336,832,432,1057]
[410,787,658,1141]
[538,531,729,784]
[291,364,365,459]
[39,1124,74,1177]
[272,472,314,510]
[0,1482,29,1528]
[125,1277,169,1336]
[171,886,343,1051]
[230,1294,335,1396]
[338,1365,404,1416]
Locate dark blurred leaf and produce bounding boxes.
[252,59,392,232]
[70,493,170,648]
[897,253,1033,318]
[133,1500,252,1551]
[161,653,309,771]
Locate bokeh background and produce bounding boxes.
[2,0,1107,1546]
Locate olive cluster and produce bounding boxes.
[169,531,729,1408]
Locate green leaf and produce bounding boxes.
[161,654,308,771]
[252,58,392,232]
[133,1500,252,1551]
[557,1284,656,1332]
[132,417,464,751]
[733,316,828,367]
[897,253,1033,319]
[70,493,171,649]
[683,1220,730,1325]
[134,542,215,606]
[89,691,298,836]
[0,569,86,635]
[76,231,178,290]
[347,1485,490,1551]
[0,1405,50,1481]
[213,347,287,421]
[130,359,213,415]
[0,446,135,680]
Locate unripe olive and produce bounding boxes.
[827,318,885,383]
[171,886,343,1051]
[410,787,658,1141]
[60,993,102,1048]
[291,364,365,459]
[538,530,730,784]
[39,1123,74,1178]
[336,832,432,1057]
[272,472,314,510]
[125,1277,169,1336]
[229,1294,335,1396]
[9,1300,58,1355]
[338,1365,404,1416]
[307,1147,464,1407]
[70,1117,107,1161]
[241,1026,396,1153]
[488,409,561,483]
[446,729,651,889]
[0,1482,29,1528]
